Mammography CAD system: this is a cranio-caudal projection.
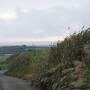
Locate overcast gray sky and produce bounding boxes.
[0,0,90,44]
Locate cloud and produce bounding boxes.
[0,0,89,42]
[0,12,17,20]
[0,0,82,12]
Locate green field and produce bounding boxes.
[0,55,10,62]
[0,55,11,69]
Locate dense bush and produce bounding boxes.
[6,49,49,78]
[32,28,90,90]
[48,29,90,68]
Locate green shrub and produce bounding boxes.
[48,29,90,68]
[32,28,90,90]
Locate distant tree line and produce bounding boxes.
[0,45,48,55]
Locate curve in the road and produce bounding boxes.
[0,74,40,90]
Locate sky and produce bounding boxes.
[0,0,90,45]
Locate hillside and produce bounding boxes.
[4,28,90,90]
[6,48,49,79]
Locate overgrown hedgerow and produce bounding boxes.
[32,28,90,90]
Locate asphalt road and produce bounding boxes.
[0,70,40,90]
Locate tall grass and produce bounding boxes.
[48,29,90,68]
[32,28,90,90]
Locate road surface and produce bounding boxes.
[0,70,40,90]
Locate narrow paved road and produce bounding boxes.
[0,70,40,90]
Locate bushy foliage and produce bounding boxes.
[48,29,90,68]
[32,28,90,90]
[6,53,31,77]
[27,49,49,72]
[6,49,49,78]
